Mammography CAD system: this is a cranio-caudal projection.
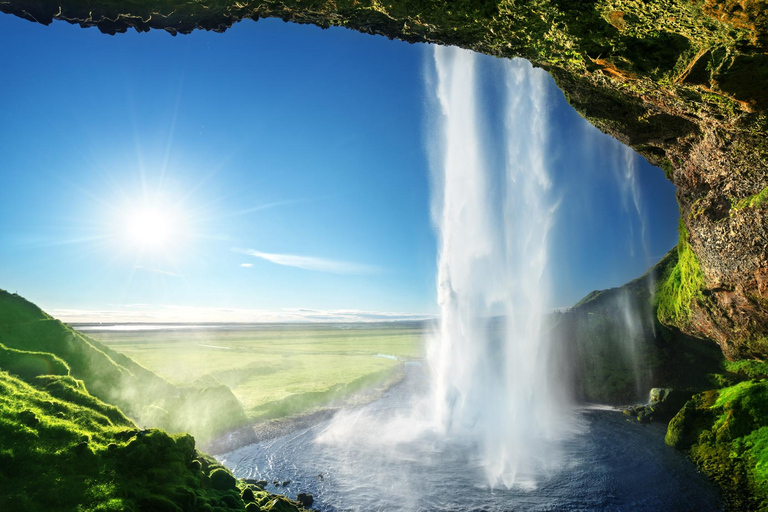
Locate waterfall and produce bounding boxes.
[615,146,656,399]
[315,44,665,494]
[426,46,571,488]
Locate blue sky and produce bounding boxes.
[0,14,680,322]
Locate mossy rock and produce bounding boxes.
[665,390,719,449]
[667,382,768,508]
[242,487,256,502]
[209,468,238,491]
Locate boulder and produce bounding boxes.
[297,493,314,508]
[209,468,238,491]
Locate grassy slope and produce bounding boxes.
[0,363,304,511]
[0,290,249,443]
[89,324,424,422]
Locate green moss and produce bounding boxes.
[210,468,239,491]
[724,360,768,379]
[0,370,305,512]
[733,186,768,211]
[667,381,768,509]
[656,218,704,329]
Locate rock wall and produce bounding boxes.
[1,0,766,359]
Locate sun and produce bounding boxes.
[122,204,184,251]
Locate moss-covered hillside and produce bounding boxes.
[0,290,252,446]
[3,0,765,361]
[0,357,305,511]
[665,367,768,511]
[552,249,724,404]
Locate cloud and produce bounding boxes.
[50,305,433,324]
[235,199,307,216]
[240,263,253,268]
[232,248,380,275]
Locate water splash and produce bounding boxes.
[425,46,572,488]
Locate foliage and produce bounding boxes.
[656,219,704,329]
[89,323,423,421]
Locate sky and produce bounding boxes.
[0,14,680,323]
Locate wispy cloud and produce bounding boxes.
[50,305,433,324]
[233,248,381,275]
[240,263,253,268]
[234,199,307,216]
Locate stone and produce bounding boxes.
[297,493,314,508]
[242,487,256,502]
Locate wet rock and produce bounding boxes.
[282,480,291,487]
[628,388,689,423]
[297,493,314,508]
[650,387,672,406]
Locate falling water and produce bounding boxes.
[614,146,657,399]
[426,46,571,487]
[218,46,721,511]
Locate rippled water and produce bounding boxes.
[219,366,721,511]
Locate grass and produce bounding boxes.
[0,291,309,511]
[0,290,250,443]
[0,368,305,511]
[724,360,768,379]
[0,288,424,439]
[87,323,425,422]
[656,218,704,329]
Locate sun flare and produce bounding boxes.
[122,204,183,251]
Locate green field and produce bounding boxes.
[82,323,427,423]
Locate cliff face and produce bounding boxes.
[1,0,766,359]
